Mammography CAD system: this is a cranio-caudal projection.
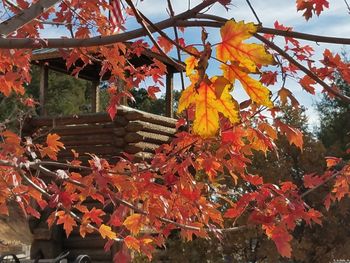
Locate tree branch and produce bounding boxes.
[0,0,62,36]
[0,15,350,49]
[184,15,350,45]
[1,158,246,234]
[254,34,350,103]
[124,0,184,71]
[0,0,217,48]
[301,170,342,198]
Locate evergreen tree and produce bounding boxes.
[134,106,328,263]
[317,75,350,158]
[128,88,181,116]
[27,66,90,116]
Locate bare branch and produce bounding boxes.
[0,0,218,48]
[0,18,349,50]
[1,158,247,234]
[301,171,342,198]
[245,0,262,25]
[254,33,350,103]
[0,0,62,36]
[124,0,184,71]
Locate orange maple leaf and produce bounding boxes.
[157,36,173,53]
[47,133,65,151]
[124,236,141,252]
[123,214,143,235]
[276,120,304,149]
[299,75,316,94]
[325,157,342,168]
[99,224,117,239]
[40,133,65,160]
[278,87,299,107]
[264,225,292,258]
[56,211,77,237]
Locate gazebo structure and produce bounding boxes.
[22,48,182,262]
[30,47,180,118]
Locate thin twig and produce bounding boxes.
[166,0,190,128]
[301,171,341,198]
[0,159,246,233]
[135,6,199,58]
[125,0,184,71]
[245,0,262,25]
[344,0,350,13]
[254,34,350,103]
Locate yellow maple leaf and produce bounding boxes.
[99,224,117,240]
[177,88,195,115]
[123,214,143,235]
[178,76,239,138]
[185,56,198,76]
[222,63,273,107]
[217,20,274,72]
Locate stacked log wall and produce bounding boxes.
[25,106,177,262]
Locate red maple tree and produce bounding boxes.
[0,0,349,261]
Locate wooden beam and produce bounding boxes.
[39,65,48,116]
[91,81,100,112]
[165,72,174,118]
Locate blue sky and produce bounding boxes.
[130,0,350,128]
[37,0,350,128]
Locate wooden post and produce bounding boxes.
[39,65,48,116]
[118,78,127,106]
[91,81,100,113]
[165,72,174,118]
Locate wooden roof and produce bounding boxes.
[31,47,182,81]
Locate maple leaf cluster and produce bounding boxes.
[296,0,329,20]
[0,0,349,262]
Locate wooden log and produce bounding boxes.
[63,236,106,249]
[30,239,63,260]
[124,142,160,154]
[124,131,171,144]
[60,134,116,146]
[114,137,125,147]
[126,120,176,136]
[28,113,127,127]
[32,228,51,240]
[124,108,177,128]
[40,123,115,136]
[113,127,126,137]
[0,202,32,245]
[134,152,154,162]
[58,145,123,157]
[59,135,124,148]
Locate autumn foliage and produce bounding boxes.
[0,0,350,261]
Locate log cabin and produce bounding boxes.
[2,47,182,262]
